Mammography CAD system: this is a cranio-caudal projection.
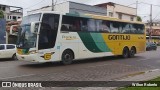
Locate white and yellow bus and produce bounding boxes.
[16,11,146,64]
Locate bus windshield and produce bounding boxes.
[21,14,41,24]
[17,14,41,49]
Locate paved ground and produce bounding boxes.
[0,47,160,90]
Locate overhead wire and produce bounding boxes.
[139,2,160,21]
[152,12,160,21]
[24,0,46,10]
[127,1,160,21]
[126,3,136,7]
[140,2,160,7]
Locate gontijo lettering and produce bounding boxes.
[108,35,130,40]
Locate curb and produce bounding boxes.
[78,69,160,90]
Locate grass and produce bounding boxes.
[119,77,160,90]
[119,87,160,90]
[151,77,160,81]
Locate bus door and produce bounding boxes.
[38,14,60,61]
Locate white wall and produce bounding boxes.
[6,12,22,21]
[107,4,136,21]
[55,2,69,13]
[114,13,136,21]
[27,1,106,16]
[4,6,10,13]
[27,2,70,15]
[1,5,22,21]
[114,4,136,16]
[27,6,52,15]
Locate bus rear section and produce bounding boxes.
[59,14,146,60]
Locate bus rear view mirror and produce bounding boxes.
[31,21,41,34]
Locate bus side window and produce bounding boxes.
[96,20,107,32]
[73,20,81,31]
[121,23,130,34]
[137,24,144,34]
[81,25,88,31]
[61,25,68,31]
[110,21,120,33]
[130,24,137,34]
[61,16,82,32]
[105,21,111,33]
[80,19,88,31]
[87,19,96,32]
[132,24,144,34]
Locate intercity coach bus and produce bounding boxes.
[16,11,146,64]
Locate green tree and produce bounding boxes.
[137,16,142,22]
[0,10,4,19]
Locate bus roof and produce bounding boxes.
[26,11,66,16]
[27,11,144,25]
[84,14,144,24]
[65,13,144,25]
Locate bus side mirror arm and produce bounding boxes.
[31,21,41,34]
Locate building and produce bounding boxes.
[27,1,107,16]
[0,4,23,44]
[28,2,137,22]
[146,21,160,44]
[95,2,137,21]
[6,20,21,44]
[146,21,160,36]
[0,4,23,21]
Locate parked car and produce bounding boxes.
[146,42,157,51]
[0,44,17,60]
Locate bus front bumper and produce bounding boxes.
[17,54,44,63]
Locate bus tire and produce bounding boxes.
[129,47,136,58]
[122,47,129,58]
[61,50,74,65]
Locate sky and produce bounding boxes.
[1,0,160,22]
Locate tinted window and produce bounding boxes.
[38,14,60,50]
[121,23,130,34]
[130,24,137,34]
[110,21,120,33]
[61,15,86,32]
[61,15,144,34]
[87,19,96,32]
[121,23,145,34]
[96,20,110,32]
[81,18,88,31]
[0,45,5,50]
[7,45,15,49]
[136,24,145,34]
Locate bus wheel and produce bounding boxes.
[129,47,136,58]
[122,47,129,58]
[61,50,74,65]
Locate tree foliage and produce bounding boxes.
[0,10,4,19]
[137,16,142,22]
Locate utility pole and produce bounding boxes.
[52,0,54,11]
[149,4,152,42]
[136,0,138,18]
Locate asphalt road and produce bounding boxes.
[0,47,160,89]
